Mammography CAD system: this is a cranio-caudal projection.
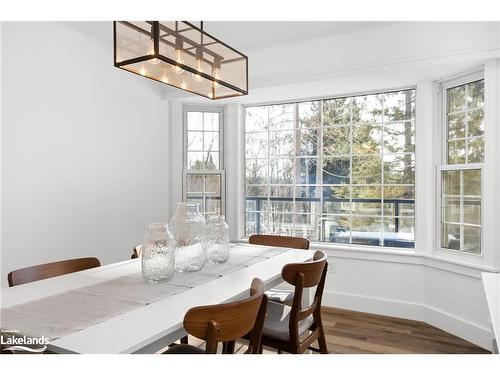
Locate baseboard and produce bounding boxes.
[323,291,492,351]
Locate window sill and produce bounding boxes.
[234,238,499,277]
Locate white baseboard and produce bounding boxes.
[323,291,492,351]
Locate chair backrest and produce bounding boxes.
[8,257,101,287]
[282,251,328,341]
[130,244,142,259]
[183,278,267,354]
[248,234,310,250]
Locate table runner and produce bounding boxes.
[0,246,286,340]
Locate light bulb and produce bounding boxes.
[172,37,185,74]
[139,64,147,76]
[212,58,222,88]
[192,48,204,82]
[181,77,187,90]
[161,68,169,84]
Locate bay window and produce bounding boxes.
[244,88,416,248]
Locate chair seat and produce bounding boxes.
[262,301,314,341]
[163,344,205,354]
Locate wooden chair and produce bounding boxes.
[249,234,310,306]
[7,257,101,287]
[248,234,310,250]
[130,244,142,259]
[164,278,268,354]
[259,251,328,354]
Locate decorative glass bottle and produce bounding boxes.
[170,202,207,272]
[141,223,175,283]
[206,215,230,264]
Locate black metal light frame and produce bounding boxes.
[113,21,248,100]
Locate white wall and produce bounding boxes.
[1,22,171,287]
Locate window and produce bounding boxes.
[245,89,416,248]
[184,108,225,216]
[439,77,484,255]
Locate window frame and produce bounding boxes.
[182,105,226,216]
[242,86,417,250]
[436,70,484,257]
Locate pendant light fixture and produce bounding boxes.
[113,21,248,100]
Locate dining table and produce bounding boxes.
[0,243,313,354]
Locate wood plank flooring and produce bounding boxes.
[178,307,490,354]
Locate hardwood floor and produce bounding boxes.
[178,307,490,354]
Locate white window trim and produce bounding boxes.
[434,69,487,263]
[241,86,417,251]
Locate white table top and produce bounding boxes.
[482,272,500,352]
[1,244,312,353]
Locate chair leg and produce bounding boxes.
[317,326,328,354]
[180,336,188,345]
[277,349,282,354]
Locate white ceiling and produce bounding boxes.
[63,21,395,52]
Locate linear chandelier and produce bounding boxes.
[113,21,248,100]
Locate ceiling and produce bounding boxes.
[63,21,395,52]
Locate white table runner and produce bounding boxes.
[0,246,286,341]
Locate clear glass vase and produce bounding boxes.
[141,223,175,283]
[206,215,230,264]
[170,202,207,272]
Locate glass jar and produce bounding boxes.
[206,215,230,264]
[170,202,206,272]
[141,223,175,283]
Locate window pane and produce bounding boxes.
[323,98,350,126]
[187,131,203,151]
[441,223,460,250]
[440,169,481,254]
[296,185,321,214]
[245,107,268,132]
[323,126,350,155]
[448,139,466,164]
[467,110,484,137]
[384,121,415,154]
[467,80,484,109]
[187,151,204,169]
[203,132,219,152]
[447,114,465,139]
[298,101,321,128]
[323,157,350,184]
[352,124,382,154]
[323,185,350,215]
[351,216,382,246]
[270,130,294,157]
[383,217,415,248]
[352,186,382,216]
[270,158,294,184]
[352,155,382,184]
[245,159,268,184]
[269,105,294,131]
[203,113,219,131]
[187,112,203,131]
[463,226,481,254]
[448,85,465,113]
[246,132,267,158]
[297,158,319,185]
[468,138,484,163]
[352,94,383,124]
[298,127,319,156]
[323,215,350,243]
[270,185,294,212]
[383,90,415,122]
[294,214,321,241]
[383,154,415,184]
